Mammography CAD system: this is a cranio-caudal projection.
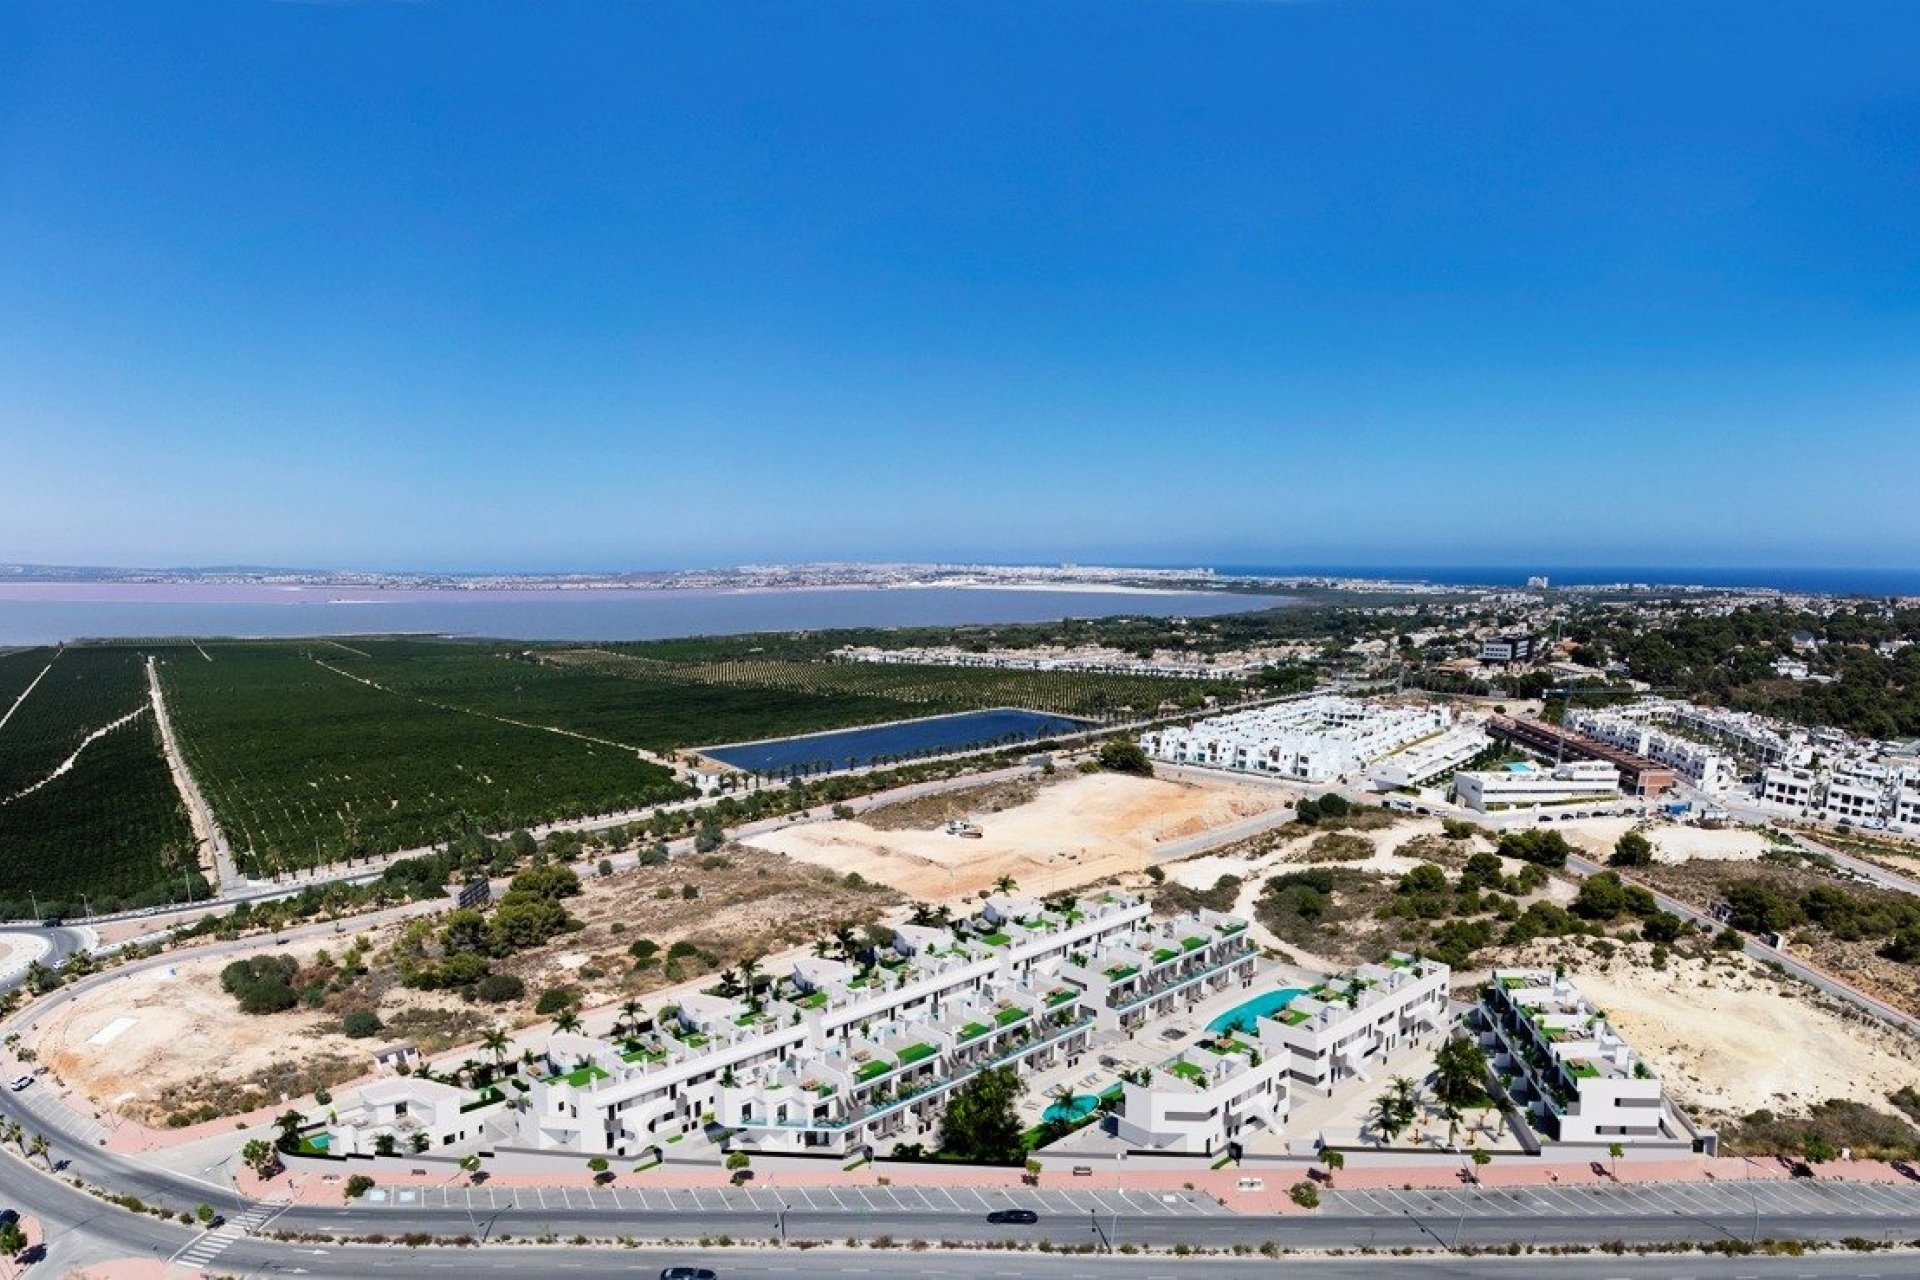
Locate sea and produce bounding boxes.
[1215,565,1920,597]
[0,583,1293,647]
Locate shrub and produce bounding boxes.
[345,1174,376,1200]
[1288,1180,1320,1209]
[535,985,581,1016]
[1095,738,1154,776]
[1496,829,1571,869]
[473,973,525,1003]
[1610,830,1654,868]
[220,954,301,1015]
[342,1009,384,1039]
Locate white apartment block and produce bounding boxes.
[1760,766,1818,811]
[1257,954,1450,1097]
[1114,953,1449,1156]
[1565,707,1736,793]
[1369,723,1494,790]
[1140,697,1453,783]
[1760,756,1920,832]
[520,893,1257,1160]
[1479,970,1694,1148]
[1452,759,1622,813]
[325,1077,503,1157]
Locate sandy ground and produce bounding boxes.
[1523,940,1920,1122]
[32,939,374,1126]
[746,770,1289,900]
[33,847,897,1128]
[1560,817,1778,864]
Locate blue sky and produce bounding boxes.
[2,1,1917,572]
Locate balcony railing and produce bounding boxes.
[730,1014,1095,1133]
[1109,941,1256,1012]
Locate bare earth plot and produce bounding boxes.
[34,847,896,1126]
[1511,939,1920,1123]
[745,770,1292,901]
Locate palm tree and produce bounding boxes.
[739,955,763,992]
[1368,1093,1406,1147]
[2,1120,21,1152]
[553,1008,584,1035]
[273,1109,306,1153]
[812,938,834,959]
[616,1000,644,1039]
[832,925,858,962]
[27,1133,49,1167]
[482,1027,511,1065]
[1607,1141,1624,1180]
[993,874,1019,895]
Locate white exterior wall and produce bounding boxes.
[1115,1051,1288,1155]
[1453,760,1621,812]
[1480,971,1678,1146]
[515,894,1265,1160]
[1255,955,1450,1097]
[326,1078,497,1157]
[1141,697,1452,783]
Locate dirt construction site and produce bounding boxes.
[745,769,1293,899]
[30,846,900,1128]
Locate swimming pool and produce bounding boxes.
[702,708,1089,775]
[1041,1094,1100,1124]
[1206,987,1305,1035]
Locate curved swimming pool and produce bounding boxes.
[1041,1094,1100,1124]
[1206,987,1305,1035]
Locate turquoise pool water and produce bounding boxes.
[1041,1094,1099,1124]
[1207,987,1305,1035]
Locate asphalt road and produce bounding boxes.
[198,1240,1920,1279]
[0,924,88,992]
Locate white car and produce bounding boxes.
[8,1075,32,1092]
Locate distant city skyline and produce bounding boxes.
[4,2,1919,571]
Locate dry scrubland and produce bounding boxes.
[746,769,1290,899]
[35,847,896,1126]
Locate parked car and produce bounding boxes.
[8,1075,31,1092]
[986,1208,1038,1225]
[659,1268,717,1280]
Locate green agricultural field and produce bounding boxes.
[159,643,694,876]
[0,645,203,915]
[0,647,151,797]
[309,638,1241,749]
[555,649,1240,732]
[316,638,916,751]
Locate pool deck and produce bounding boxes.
[1009,959,1321,1134]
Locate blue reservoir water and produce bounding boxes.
[703,708,1088,774]
[1207,987,1305,1035]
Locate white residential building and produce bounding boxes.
[1140,697,1453,783]
[1369,723,1494,790]
[1565,707,1736,793]
[1452,760,1622,813]
[325,1077,502,1157]
[1760,766,1818,812]
[1256,954,1450,1097]
[520,893,1258,1160]
[1478,970,1701,1149]
[1114,953,1449,1156]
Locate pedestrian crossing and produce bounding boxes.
[168,1201,282,1270]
